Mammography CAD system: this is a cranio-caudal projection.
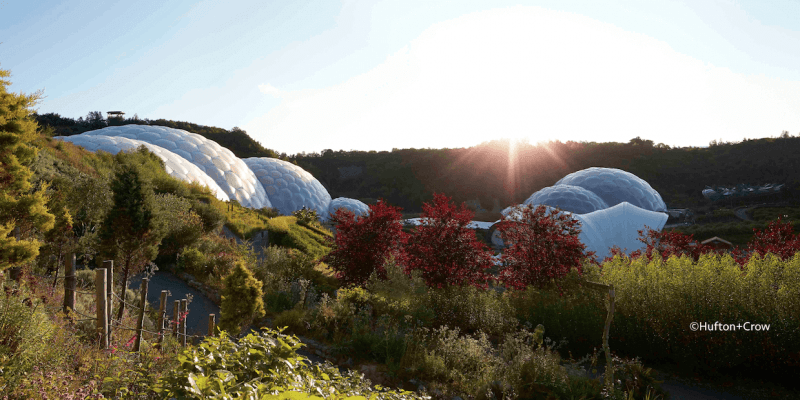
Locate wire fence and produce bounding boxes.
[13,255,218,352]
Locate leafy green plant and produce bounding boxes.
[153,327,428,399]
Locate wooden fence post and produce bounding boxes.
[104,261,114,341]
[583,280,616,390]
[157,290,167,347]
[172,300,180,338]
[208,314,215,337]
[96,268,108,350]
[134,278,149,352]
[63,253,76,319]
[180,299,188,346]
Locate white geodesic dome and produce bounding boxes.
[54,134,230,202]
[243,157,332,221]
[78,125,270,208]
[523,184,609,214]
[328,197,370,219]
[490,202,667,260]
[555,167,667,212]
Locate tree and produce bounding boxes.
[0,67,55,274]
[320,200,408,287]
[99,160,165,321]
[607,227,716,263]
[403,193,495,288]
[496,204,588,290]
[731,217,800,265]
[219,262,265,336]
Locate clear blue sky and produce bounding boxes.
[2,0,799,156]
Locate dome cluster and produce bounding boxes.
[78,125,270,208]
[54,125,369,221]
[54,134,230,202]
[494,167,669,260]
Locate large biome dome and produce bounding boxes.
[79,125,270,208]
[523,184,609,214]
[243,157,332,221]
[555,167,667,212]
[54,134,230,202]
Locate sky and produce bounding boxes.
[2,0,800,156]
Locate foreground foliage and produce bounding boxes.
[154,327,429,400]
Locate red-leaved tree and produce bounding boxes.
[320,200,409,287]
[496,204,588,290]
[403,193,495,289]
[603,227,717,264]
[732,217,800,265]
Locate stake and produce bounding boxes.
[96,268,108,350]
[134,278,149,352]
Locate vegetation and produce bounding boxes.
[219,261,266,335]
[4,63,800,399]
[0,68,55,272]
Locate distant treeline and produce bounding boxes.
[289,135,800,213]
[32,111,800,213]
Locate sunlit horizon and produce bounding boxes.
[3,1,799,155]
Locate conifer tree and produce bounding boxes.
[99,160,165,320]
[0,67,55,274]
[219,262,265,336]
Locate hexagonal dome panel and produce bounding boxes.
[79,125,270,208]
[328,197,370,219]
[555,167,666,212]
[54,134,230,202]
[243,157,332,221]
[523,185,609,214]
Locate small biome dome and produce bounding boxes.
[555,167,667,212]
[54,134,230,202]
[328,197,370,219]
[243,157,332,221]
[523,185,609,214]
[79,125,270,208]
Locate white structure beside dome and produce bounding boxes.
[243,157,332,221]
[555,167,667,212]
[523,184,609,214]
[79,125,270,208]
[54,134,230,202]
[327,197,370,219]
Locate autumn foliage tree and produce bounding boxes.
[732,217,800,265]
[403,193,495,288]
[321,200,408,287]
[604,227,716,264]
[496,204,588,290]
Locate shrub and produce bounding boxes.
[426,284,518,337]
[219,262,265,336]
[403,193,495,289]
[496,204,588,290]
[153,327,426,399]
[321,200,409,287]
[600,251,800,373]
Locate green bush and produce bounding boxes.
[219,262,265,336]
[274,308,310,336]
[0,285,69,389]
[600,252,800,372]
[426,284,518,337]
[508,266,606,357]
[153,327,426,399]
